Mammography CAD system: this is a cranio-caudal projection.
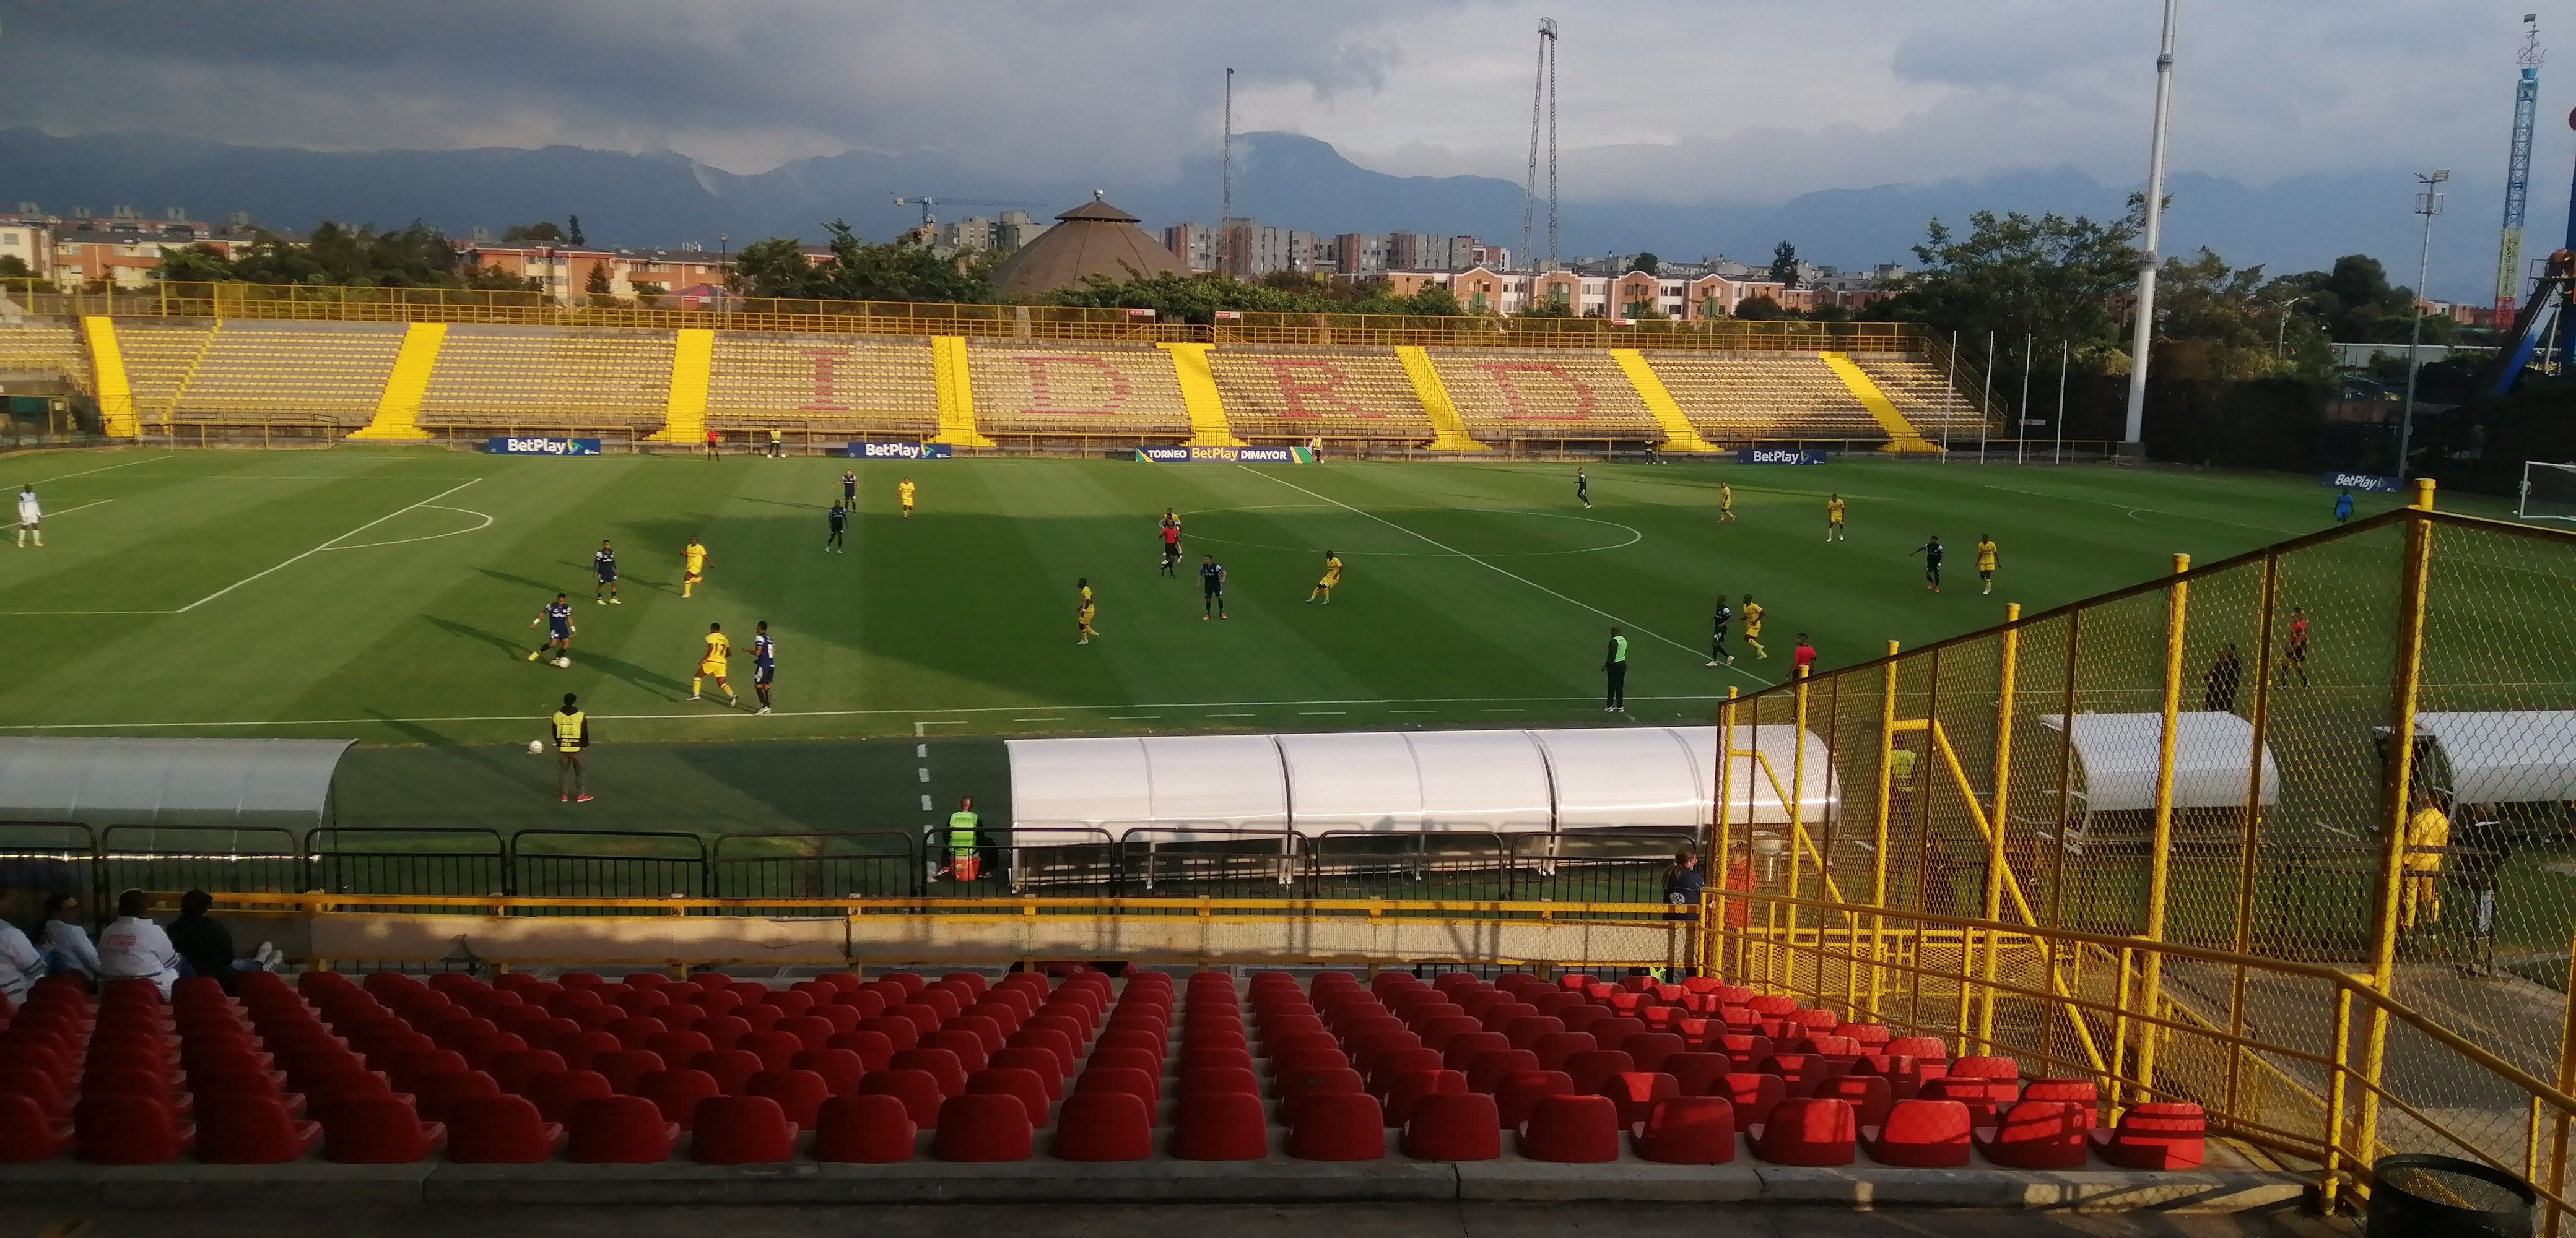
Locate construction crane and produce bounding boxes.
[2495,14,2545,315]
[888,195,1033,231]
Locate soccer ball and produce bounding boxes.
[553,657,572,669]
[528,740,545,755]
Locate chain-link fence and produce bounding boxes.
[1701,487,2576,1213]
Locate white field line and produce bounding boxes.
[0,693,1734,732]
[1239,466,1773,688]
[30,455,159,485]
[0,478,485,617]
[32,500,113,519]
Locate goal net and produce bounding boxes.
[2520,461,2576,522]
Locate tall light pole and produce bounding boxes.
[2123,0,2181,449]
[2396,170,2448,480]
[2274,295,2308,357]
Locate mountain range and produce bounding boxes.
[0,127,2526,300]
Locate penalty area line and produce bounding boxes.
[178,478,484,613]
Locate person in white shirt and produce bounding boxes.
[0,911,40,1006]
[40,893,100,981]
[15,484,38,548]
[95,889,182,997]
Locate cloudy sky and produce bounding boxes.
[0,0,2551,206]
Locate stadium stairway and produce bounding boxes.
[1607,349,1720,454]
[346,322,446,441]
[1819,352,1941,453]
[644,328,715,445]
[77,317,139,438]
[928,336,998,448]
[1157,342,1245,448]
[1393,345,1488,452]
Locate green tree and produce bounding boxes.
[567,214,585,246]
[500,221,566,244]
[1734,295,1787,321]
[1872,206,2140,365]
[726,236,820,297]
[584,261,616,307]
[462,264,544,292]
[150,243,235,282]
[2274,254,2434,344]
[1629,252,1660,275]
[1769,241,1799,289]
[0,255,30,280]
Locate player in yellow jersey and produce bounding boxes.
[690,621,738,706]
[1306,550,1342,604]
[898,477,916,519]
[1825,493,1847,542]
[1740,594,1767,659]
[1976,534,1999,595]
[1718,482,1737,522]
[1076,578,1097,644]
[681,537,708,599]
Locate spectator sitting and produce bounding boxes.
[163,888,283,993]
[0,891,41,1006]
[39,893,99,984]
[96,888,183,998]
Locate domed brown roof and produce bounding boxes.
[988,194,1185,296]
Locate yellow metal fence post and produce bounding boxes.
[2546,927,2576,1238]
[1869,641,1900,1019]
[1978,602,2022,1053]
[2322,985,2354,1211]
[1785,665,1810,996]
[1713,686,1739,979]
[2130,552,2191,1106]
[2226,554,2281,1123]
[2355,479,2437,1165]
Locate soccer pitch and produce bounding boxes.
[2,448,2439,750]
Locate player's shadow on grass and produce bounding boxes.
[737,496,829,512]
[554,561,671,593]
[360,708,539,789]
[472,567,562,595]
[424,616,693,698]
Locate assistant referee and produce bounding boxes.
[552,693,593,803]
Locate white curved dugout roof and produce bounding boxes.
[2037,712,2279,814]
[0,737,355,838]
[1006,725,1835,845]
[2413,712,2576,805]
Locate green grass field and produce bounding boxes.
[0,447,2489,838]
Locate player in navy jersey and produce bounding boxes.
[825,502,848,552]
[528,593,576,665]
[593,540,620,604]
[751,621,777,715]
[1199,555,1228,620]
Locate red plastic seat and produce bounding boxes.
[1861,1097,1973,1167]
[827,1030,898,1073]
[2089,1102,2206,1169]
[856,1016,921,1052]
[890,1047,967,1097]
[1816,1072,1894,1128]
[1074,1064,1160,1112]
[1600,1071,1680,1129]
[1950,1054,2018,1080]
[935,1092,1033,1162]
[2022,1078,2102,1127]
[1053,1089,1151,1161]
[1403,1091,1500,1161]
[566,1094,676,1164]
[1287,1090,1385,1161]
[194,1096,321,1164]
[729,1030,801,1073]
[1495,1070,1575,1128]
[1383,1068,1467,1127]
[1365,1047,1445,1096]
[525,1068,614,1123]
[964,1067,1051,1126]
[1587,1017,1647,1053]
[634,1068,721,1131]
[1518,1094,1619,1162]
[445,1094,565,1163]
[859,1068,947,1127]
[1503,1016,1567,1050]
[414,1069,502,1123]
[747,1068,832,1127]
[1620,1032,1686,1073]
[586,1049,664,1096]
[1560,1049,1635,1096]
[1918,1076,2019,1127]
[691,1094,798,1164]
[0,1092,68,1162]
[812,1093,917,1162]
[1464,1048,1541,1094]
[1531,1031,1598,1071]
[1277,1066,1362,1125]
[1974,1099,2088,1169]
[1717,1072,1789,1132]
[1635,1096,1737,1164]
[688,1048,765,1097]
[1748,1096,1857,1166]
[323,1096,443,1163]
[1173,1089,1268,1161]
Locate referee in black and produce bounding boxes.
[1603,626,1629,712]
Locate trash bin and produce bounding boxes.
[2370,1154,2536,1238]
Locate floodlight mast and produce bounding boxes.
[2123,0,2180,448]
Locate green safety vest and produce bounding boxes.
[947,811,980,855]
[551,710,586,753]
[1609,634,1629,663]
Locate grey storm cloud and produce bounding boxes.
[0,0,2557,204]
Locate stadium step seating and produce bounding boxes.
[709,332,938,439]
[78,317,141,437]
[416,325,674,432]
[1819,352,1942,451]
[648,327,715,445]
[0,963,2232,1178]
[1424,348,1664,444]
[965,340,1193,441]
[1608,348,1721,452]
[1852,353,1989,441]
[1642,352,1891,443]
[1393,345,1489,451]
[346,322,446,440]
[1157,342,1244,447]
[0,321,88,382]
[1206,347,1435,444]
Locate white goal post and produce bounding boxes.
[2519,461,2576,522]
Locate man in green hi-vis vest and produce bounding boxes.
[1603,626,1629,713]
[933,795,982,883]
